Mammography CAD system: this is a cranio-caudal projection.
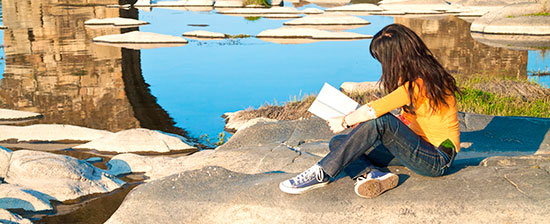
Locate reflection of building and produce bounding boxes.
[395,16,528,77]
[0,0,187,137]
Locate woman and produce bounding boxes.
[279,23,460,198]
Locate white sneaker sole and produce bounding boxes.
[354,173,398,198]
[279,181,329,194]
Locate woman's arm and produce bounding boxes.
[327,84,412,133]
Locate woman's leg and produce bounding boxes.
[319,113,451,178]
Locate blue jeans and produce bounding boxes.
[319,114,455,178]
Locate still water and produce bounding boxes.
[0,0,548,144]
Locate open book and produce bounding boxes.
[307,83,359,120]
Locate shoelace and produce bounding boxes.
[292,165,324,185]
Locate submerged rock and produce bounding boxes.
[4,150,125,201]
[93,31,188,49]
[470,2,550,35]
[84,17,149,27]
[0,184,54,212]
[183,30,226,39]
[284,13,370,26]
[257,27,372,41]
[325,3,383,12]
[74,128,196,153]
[0,209,32,224]
[0,108,42,124]
[0,124,112,143]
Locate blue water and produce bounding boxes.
[138,8,393,139]
[528,50,550,88]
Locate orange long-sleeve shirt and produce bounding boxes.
[369,79,460,152]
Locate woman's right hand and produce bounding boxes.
[327,116,346,133]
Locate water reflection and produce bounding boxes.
[395,15,528,77]
[0,0,187,137]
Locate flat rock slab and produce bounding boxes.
[0,124,112,143]
[325,3,383,12]
[182,30,226,39]
[4,150,125,202]
[106,163,550,224]
[93,31,188,49]
[0,184,54,212]
[0,26,7,29]
[0,108,42,124]
[213,0,243,8]
[84,17,149,27]
[301,8,324,14]
[257,27,372,40]
[138,0,214,7]
[340,81,381,94]
[471,32,550,50]
[0,208,32,224]
[74,128,195,153]
[284,13,370,26]
[471,3,550,35]
[220,7,301,14]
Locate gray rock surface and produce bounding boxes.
[0,209,32,224]
[471,32,550,50]
[106,161,550,223]
[0,124,112,143]
[0,184,54,212]
[470,2,550,35]
[73,128,195,153]
[0,109,42,124]
[5,150,125,201]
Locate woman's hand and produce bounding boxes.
[327,116,346,133]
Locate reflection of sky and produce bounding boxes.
[528,50,550,88]
[138,8,393,138]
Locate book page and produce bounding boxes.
[307,83,359,120]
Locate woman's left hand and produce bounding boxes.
[327,116,346,133]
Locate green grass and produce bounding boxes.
[457,88,550,117]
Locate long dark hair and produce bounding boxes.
[369,23,459,114]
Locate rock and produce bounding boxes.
[0,109,42,124]
[340,81,381,94]
[480,154,550,168]
[262,14,303,19]
[182,30,226,39]
[106,164,550,224]
[305,0,351,8]
[470,32,550,50]
[0,208,32,224]
[0,184,54,212]
[257,27,372,40]
[73,128,195,153]
[470,2,550,35]
[370,10,406,15]
[283,13,370,26]
[0,124,112,143]
[325,3,383,12]
[380,0,453,11]
[455,10,489,17]
[301,8,324,14]
[106,118,334,180]
[223,111,278,133]
[0,26,7,30]
[213,0,243,8]
[152,0,214,7]
[92,31,188,49]
[219,6,301,14]
[0,146,12,179]
[134,0,152,6]
[5,150,125,201]
[84,17,149,27]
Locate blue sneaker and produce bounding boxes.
[354,169,398,198]
[279,164,330,194]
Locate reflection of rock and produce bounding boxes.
[257,27,372,44]
[73,128,196,153]
[471,3,550,35]
[471,33,550,51]
[395,16,528,77]
[0,108,43,124]
[5,150,125,201]
[0,184,54,212]
[84,17,149,27]
[284,13,370,26]
[0,124,112,142]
